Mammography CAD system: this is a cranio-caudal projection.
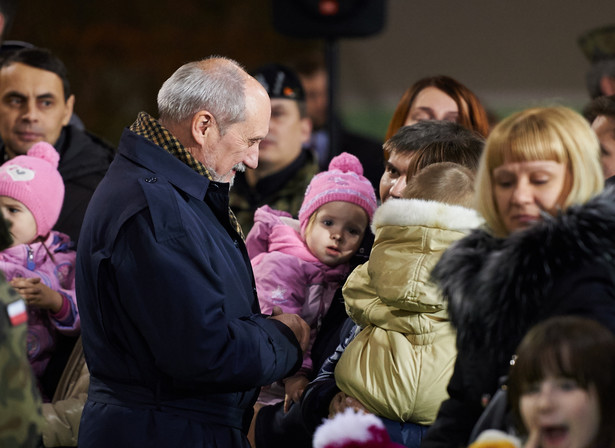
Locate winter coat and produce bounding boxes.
[76,123,303,448]
[335,199,483,424]
[42,336,88,447]
[0,231,78,381]
[421,189,615,448]
[247,205,350,372]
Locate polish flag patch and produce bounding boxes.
[7,299,27,326]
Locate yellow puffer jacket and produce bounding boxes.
[335,199,483,424]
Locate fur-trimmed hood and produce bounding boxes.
[372,198,483,234]
[433,188,615,357]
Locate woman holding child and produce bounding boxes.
[422,106,615,448]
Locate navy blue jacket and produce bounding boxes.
[76,129,302,447]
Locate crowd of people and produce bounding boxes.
[2,1,615,446]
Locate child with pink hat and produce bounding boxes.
[0,141,79,398]
[246,152,377,410]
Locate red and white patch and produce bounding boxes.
[7,299,27,326]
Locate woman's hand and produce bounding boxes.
[10,277,63,313]
[328,391,368,418]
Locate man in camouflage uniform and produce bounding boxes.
[0,216,43,448]
[230,64,318,233]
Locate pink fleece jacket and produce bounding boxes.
[0,231,79,385]
[246,205,350,372]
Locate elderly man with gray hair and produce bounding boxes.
[76,56,310,448]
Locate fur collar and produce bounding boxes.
[372,198,483,234]
[433,188,615,357]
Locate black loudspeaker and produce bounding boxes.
[272,0,387,39]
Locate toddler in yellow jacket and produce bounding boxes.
[335,162,483,425]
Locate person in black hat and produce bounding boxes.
[579,24,615,99]
[229,63,318,233]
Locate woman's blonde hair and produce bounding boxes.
[476,106,603,237]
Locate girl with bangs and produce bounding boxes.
[508,316,615,448]
[421,106,615,448]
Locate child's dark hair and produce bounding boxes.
[508,316,615,448]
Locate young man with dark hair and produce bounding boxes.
[0,47,115,243]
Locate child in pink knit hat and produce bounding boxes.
[246,152,377,412]
[0,141,79,399]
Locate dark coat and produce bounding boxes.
[76,129,302,447]
[54,125,115,244]
[421,189,615,448]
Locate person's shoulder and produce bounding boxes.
[62,125,116,158]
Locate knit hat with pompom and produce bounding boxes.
[298,152,377,234]
[0,142,64,238]
[313,409,406,448]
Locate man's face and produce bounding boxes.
[591,115,615,179]
[257,98,311,174]
[200,79,271,183]
[299,69,328,130]
[379,150,414,202]
[0,63,74,158]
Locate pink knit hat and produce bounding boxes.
[313,409,406,448]
[0,142,64,238]
[299,152,377,234]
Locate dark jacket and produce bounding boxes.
[421,189,615,448]
[76,128,302,447]
[53,125,115,244]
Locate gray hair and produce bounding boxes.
[157,56,247,134]
[586,59,615,99]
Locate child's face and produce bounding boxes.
[305,201,368,267]
[520,375,600,448]
[0,196,37,247]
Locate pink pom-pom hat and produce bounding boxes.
[298,152,377,234]
[0,142,64,238]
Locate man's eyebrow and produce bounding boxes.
[3,90,27,100]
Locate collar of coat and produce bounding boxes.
[372,198,483,235]
[129,111,243,238]
[432,188,615,356]
[129,111,214,181]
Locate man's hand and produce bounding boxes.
[328,391,368,418]
[10,277,64,313]
[268,306,310,351]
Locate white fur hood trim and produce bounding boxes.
[372,198,484,234]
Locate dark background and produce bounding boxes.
[8,0,615,146]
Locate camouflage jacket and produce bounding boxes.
[230,150,319,234]
[0,278,43,448]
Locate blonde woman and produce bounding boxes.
[422,106,615,448]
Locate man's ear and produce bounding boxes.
[300,117,313,145]
[62,94,76,126]
[191,110,215,145]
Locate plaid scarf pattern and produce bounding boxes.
[129,111,244,238]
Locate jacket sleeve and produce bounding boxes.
[252,252,307,317]
[108,211,302,391]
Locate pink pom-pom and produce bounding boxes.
[328,152,364,176]
[26,142,60,169]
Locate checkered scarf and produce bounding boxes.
[129,111,244,238]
